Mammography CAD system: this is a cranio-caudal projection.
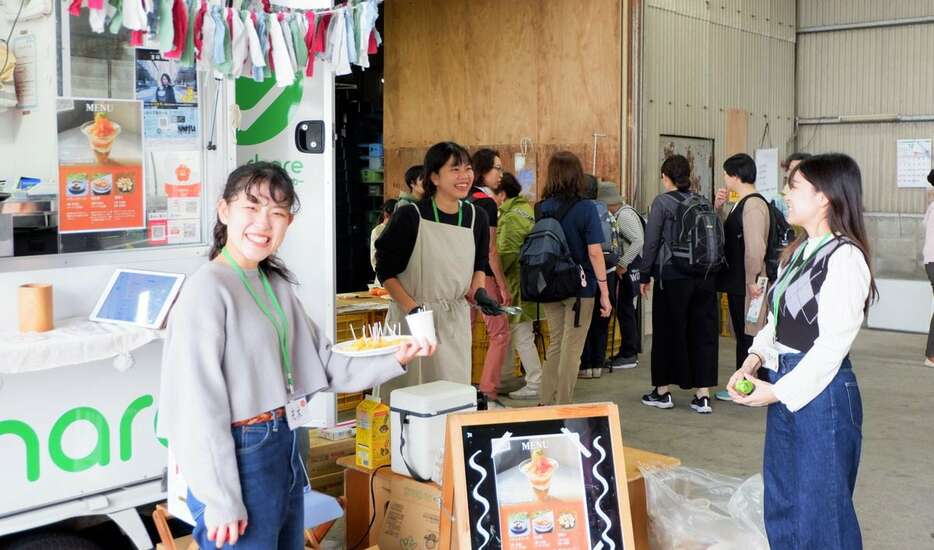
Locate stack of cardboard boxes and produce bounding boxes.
[307,427,356,497]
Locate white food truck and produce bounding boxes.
[0,0,340,546]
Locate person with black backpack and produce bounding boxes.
[713,153,771,402]
[579,175,621,379]
[638,154,722,414]
[523,152,612,405]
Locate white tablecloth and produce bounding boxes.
[0,317,163,374]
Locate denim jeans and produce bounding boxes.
[764,353,863,550]
[187,416,306,549]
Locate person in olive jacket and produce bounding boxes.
[492,172,543,400]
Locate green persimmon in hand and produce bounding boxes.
[735,379,755,396]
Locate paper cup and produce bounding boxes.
[19,283,53,333]
[405,310,437,356]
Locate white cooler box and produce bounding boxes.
[390,381,477,481]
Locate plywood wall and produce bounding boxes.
[384,0,624,199]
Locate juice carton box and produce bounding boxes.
[356,397,391,469]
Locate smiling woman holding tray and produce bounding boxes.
[157,162,432,550]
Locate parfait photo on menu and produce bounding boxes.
[492,434,593,549]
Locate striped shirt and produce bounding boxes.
[614,204,645,267]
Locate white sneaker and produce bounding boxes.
[925,358,934,368]
[508,385,540,400]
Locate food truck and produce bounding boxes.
[0,0,343,546]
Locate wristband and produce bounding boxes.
[597,278,607,283]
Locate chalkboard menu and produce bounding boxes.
[440,403,635,550]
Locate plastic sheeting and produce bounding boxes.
[642,465,769,550]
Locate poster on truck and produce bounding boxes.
[136,49,199,145]
[57,99,146,233]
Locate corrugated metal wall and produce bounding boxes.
[798,0,934,27]
[797,15,934,215]
[638,0,796,208]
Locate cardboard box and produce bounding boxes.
[376,475,442,550]
[356,398,391,469]
[155,535,197,550]
[311,471,344,498]
[308,428,356,477]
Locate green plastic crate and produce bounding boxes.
[361,169,384,183]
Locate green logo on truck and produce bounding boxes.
[0,395,165,482]
[235,76,304,146]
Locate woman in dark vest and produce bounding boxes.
[728,153,877,549]
[714,153,769,401]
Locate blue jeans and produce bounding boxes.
[764,353,863,549]
[187,417,306,549]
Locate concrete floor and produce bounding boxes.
[500,329,933,550]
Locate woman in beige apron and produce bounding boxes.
[375,142,490,400]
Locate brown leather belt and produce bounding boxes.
[231,407,286,428]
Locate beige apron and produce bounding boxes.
[378,203,476,401]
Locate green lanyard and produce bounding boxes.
[431,199,463,227]
[771,234,833,327]
[222,248,294,396]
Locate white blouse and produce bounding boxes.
[749,238,871,412]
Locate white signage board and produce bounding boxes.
[755,148,780,202]
[896,139,932,188]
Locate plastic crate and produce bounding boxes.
[357,143,383,157]
[361,169,384,183]
[361,156,383,170]
[337,392,364,412]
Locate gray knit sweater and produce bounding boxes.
[156,261,404,527]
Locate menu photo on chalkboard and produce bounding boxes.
[440,403,636,550]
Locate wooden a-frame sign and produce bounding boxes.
[439,403,636,549]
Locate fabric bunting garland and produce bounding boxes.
[68,0,382,87]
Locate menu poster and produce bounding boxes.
[136,49,199,144]
[493,434,592,548]
[57,99,145,233]
[459,414,627,550]
[151,151,203,244]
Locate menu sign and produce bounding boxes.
[57,99,145,233]
[494,434,592,549]
[441,404,636,550]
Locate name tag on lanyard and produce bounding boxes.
[285,395,315,430]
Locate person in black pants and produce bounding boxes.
[638,155,719,414]
[579,176,617,379]
[600,183,645,370]
[713,154,770,401]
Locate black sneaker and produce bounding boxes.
[641,389,674,409]
[691,395,712,414]
[609,355,638,370]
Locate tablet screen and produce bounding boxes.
[95,271,182,327]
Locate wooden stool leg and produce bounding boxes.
[153,504,177,550]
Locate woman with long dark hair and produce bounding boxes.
[536,151,612,405]
[469,148,513,401]
[728,153,876,549]
[639,155,720,413]
[375,142,492,397]
[156,73,177,104]
[158,162,426,549]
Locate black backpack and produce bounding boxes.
[665,192,725,276]
[763,198,795,281]
[520,201,586,303]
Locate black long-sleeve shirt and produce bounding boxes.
[374,198,490,283]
